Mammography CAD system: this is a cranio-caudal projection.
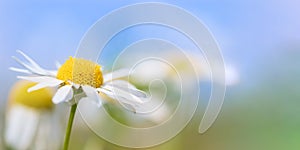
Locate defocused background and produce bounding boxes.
[1,0,300,150]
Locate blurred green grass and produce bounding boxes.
[65,81,300,150]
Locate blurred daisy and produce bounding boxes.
[10,50,146,110]
[5,80,61,150]
[125,50,239,86]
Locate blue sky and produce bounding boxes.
[1,0,299,104]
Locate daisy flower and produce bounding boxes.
[10,50,147,150]
[5,80,61,150]
[10,50,147,110]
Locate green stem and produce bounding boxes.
[63,104,77,150]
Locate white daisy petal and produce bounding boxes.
[47,70,57,76]
[17,50,44,72]
[17,76,63,92]
[9,67,31,74]
[106,80,147,98]
[17,76,62,84]
[5,105,40,150]
[52,85,73,104]
[27,79,63,92]
[12,56,44,75]
[106,80,135,88]
[97,101,102,107]
[97,88,135,105]
[103,85,144,103]
[80,97,102,108]
[103,69,131,82]
[13,51,56,76]
[19,110,40,149]
[82,85,102,107]
[118,101,137,113]
[99,88,140,112]
[100,86,144,104]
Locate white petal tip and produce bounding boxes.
[27,85,41,92]
[198,128,206,134]
[52,98,63,104]
[52,100,60,104]
[97,101,102,108]
[17,76,32,81]
[52,85,73,104]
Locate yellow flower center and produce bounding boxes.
[56,57,103,88]
[9,80,54,109]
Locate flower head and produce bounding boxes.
[10,50,146,111]
[56,57,103,88]
[5,80,61,150]
[9,80,53,109]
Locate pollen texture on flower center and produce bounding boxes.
[56,57,103,88]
